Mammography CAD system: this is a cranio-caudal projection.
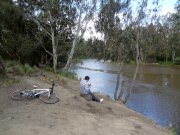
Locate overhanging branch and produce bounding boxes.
[32,17,52,39]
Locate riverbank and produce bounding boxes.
[0,72,172,135]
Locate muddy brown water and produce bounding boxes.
[70,59,180,132]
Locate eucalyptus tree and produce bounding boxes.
[121,0,162,103]
[0,54,7,78]
[168,1,180,63]
[0,0,23,60]
[103,0,161,102]
[64,0,97,69]
[95,0,131,59]
[17,0,76,72]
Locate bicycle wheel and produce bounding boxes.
[11,90,25,100]
[39,93,59,104]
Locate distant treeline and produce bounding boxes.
[0,0,179,70]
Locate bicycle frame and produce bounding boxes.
[11,81,59,104]
[22,81,55,98]
[32,88,51,98]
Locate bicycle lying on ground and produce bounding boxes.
[11,81,59,104]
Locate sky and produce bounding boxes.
[160,0,177,15]
[83,0,178,40]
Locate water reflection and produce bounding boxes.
[70,59,180,131]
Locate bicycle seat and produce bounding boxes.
[33,84,39,88]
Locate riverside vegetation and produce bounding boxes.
[0,61,176,135]
[0,0,179,134]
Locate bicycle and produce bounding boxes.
[11,81,59,104]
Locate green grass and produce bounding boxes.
[170,128,180,135]
[175,57,180,65]
[157,61,174,65]
[13,64,25,75]
[129,60,136,64]
[24,63,34,74]
[45,66,54,72]
[57,69,77,79]
[0,76,20,86]
[6,60,18,67]
[5,60,38,75]
[6,77,20,84]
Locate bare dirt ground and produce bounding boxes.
[0,72,171,135]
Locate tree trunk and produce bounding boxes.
[114,62,124,100]
[49,10,57,72]
[166,49,168,63]
[64,6,83,70]
[122,28,141,104]
[136,29,140,64]
[172,50,175,63]
[118,80,126,100]
[123,63,139,104]
[0,55,7,78]
[51,31,57,72]
[140,47,143,62]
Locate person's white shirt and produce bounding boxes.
[80,79,91,95]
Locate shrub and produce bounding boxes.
[6,60,36,75]
[24,63,34,74]
[175,57,180,65]
[33,65,39,72]
[13,64,25,75]
[58,70,77,79]
[45,66,54,72]
[6,60,18,68]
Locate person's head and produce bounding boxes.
[84,76,90,81]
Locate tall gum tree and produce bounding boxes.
[64,0,97,70]
[96,0,161,102]
[17,0,76,72]
[122,0,161,103]
[95,0,131,60]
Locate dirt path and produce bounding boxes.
[0,74,171,135]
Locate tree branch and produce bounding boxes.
[32,17,52,39]
[0,43,12,57]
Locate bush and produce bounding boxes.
[33,65,39,72]
[13,64,25,75]
[45,66,54,72]
[175,57,180,65]
[58,70,77,79]
[6,60,19,68]
[170,128,179,135]
[6,60,36,75]
[6,77,20,84]
[24,63,34,74]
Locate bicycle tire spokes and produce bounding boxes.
[39,93,59,104]
[11,82,59,104]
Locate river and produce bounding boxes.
[69,59,180,132]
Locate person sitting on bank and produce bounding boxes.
[80,76,103,103]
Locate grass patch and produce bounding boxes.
[0,76,19,86]
[170,128,180,135]
[24,63,34,74]
[6,60,18,67]
[6,77,20,84]
[175,57,180,65]
[45,66,54,72]
[5,60,38,75]
[157,61,174,66]
[13,64,26,75]
[129,60,136,64]
[57,69,77,79]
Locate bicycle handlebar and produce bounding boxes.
[50,81,55,93]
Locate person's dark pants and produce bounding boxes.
[81,92,100,102]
